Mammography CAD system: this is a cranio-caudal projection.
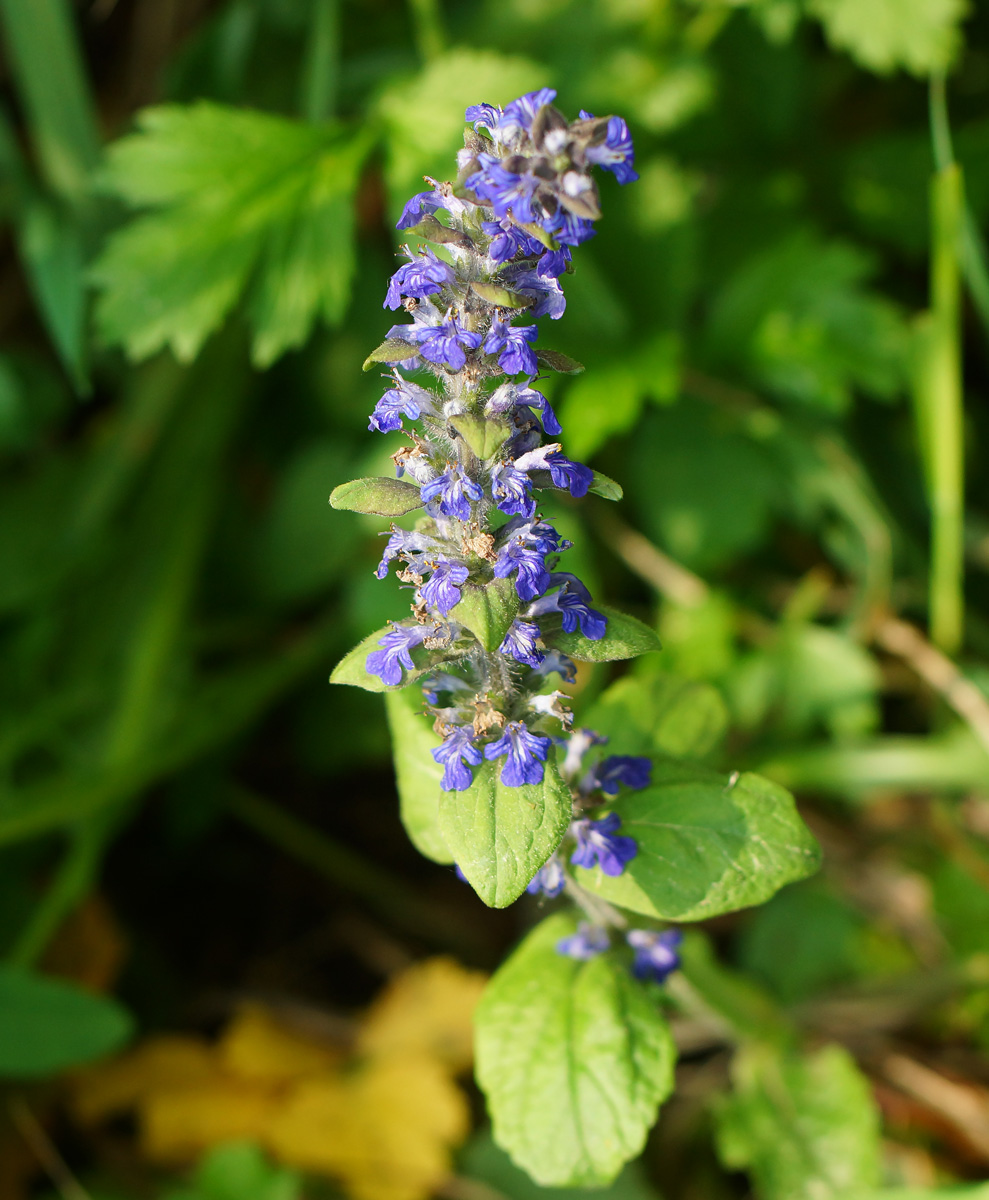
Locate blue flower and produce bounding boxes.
[552,211,596,246]
[526,854,566,897]
[421,466,484,521]
[557,922,609,961]
[432,724,483,791]
[502,88,558,136]
[583,113,639,185]
[470,160,544,225]
[626,929,682,983]
[560,728,609,780]
[368,377,435,433]
[396,190,444,230]
[571,813,637,876]
[365,623,432,686]
[482,219,543,264]
[501,266,566,319]
[375,527,435,579]
[484,318,539,375]
[490,461,535,519]
[527,584,606,640]
[587,756,652,796]
[420,672,473,705]
[514,383,562,436]
[420,558,470,614]
[494,526,553,602]
[514,445,592,497]
[498,619,544,667]
[483,719,552,786]
[410,314,482,371]
[532,649,577,683]
[383,248,455,309]
[465,102,501,131]
[537,246,571,278]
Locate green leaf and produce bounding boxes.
[162,1143,301,1200]
[448,577,519,652]
[475,913,676,1186]
[808,0,966,76]
[589,470,623,501]
[573,761,821,921]
[715,1042,882,1200]
[548,605,661,662]
[330,624,475,693]
[385,687,452,864]
[402,215,474,248]
[438,757,570,908]
[329,477,424,517]
[362,338,420,370]
[536,348,585,375]
[0,966,133,1077]
[582,673,729,760]
[472,281,533,308]
[92,104,371,367]
[450,413,512,461]
[19,201,88,392]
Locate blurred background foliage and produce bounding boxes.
[3,0,989,1197]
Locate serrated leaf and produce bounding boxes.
[589,470,623,501]
[808,0,966,76]
[0,966,134,1077]
[547,605,661,662]
[715,1042,881,1200]
[362,338,420,370]
[471,281,533,309]
[330,624,475,693]
[448,577,519,652]
[385,688,452,864]
[92,104,371,367]
[536,349,585,375]
[330,477,424,517]
[573,762,821,921]
[438,757,570,908]
[475,913,676,1186]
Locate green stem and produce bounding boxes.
[407,0,446,62]
[301,0,339,122]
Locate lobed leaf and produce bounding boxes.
[475,913,676,1186]
[329,477,424,517]
[438,757,571,908]
[573,761,820,921]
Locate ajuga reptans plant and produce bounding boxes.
[330,90,821,1188]
[331,88,674,963]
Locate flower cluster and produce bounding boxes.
[364,89,636,794]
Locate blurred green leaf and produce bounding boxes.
[438,757,570,908]
[93,103,372,366]
[582,672,729,759]
[0,965,133,1077]
[475,912,676,1187]
[163,1143,300,1200]
[715,1042,882,1200]
[574,762,820,921]
[808,0,967,76]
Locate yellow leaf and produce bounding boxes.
[141,1080,281,1164]
[268,1054,469,1200]
[71,1036,216,1125]
[219,1005,343,1083]
[357,958,487,1073]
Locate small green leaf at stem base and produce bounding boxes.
[385,687,452,864]
[329,476,424,517]
[573,761,821,921]
[439,756,570,908]
[546,605,661,662]
[475,913,677,1186]
[362,338,419,370]
[330,624,475,693]
[448,576,519,651]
